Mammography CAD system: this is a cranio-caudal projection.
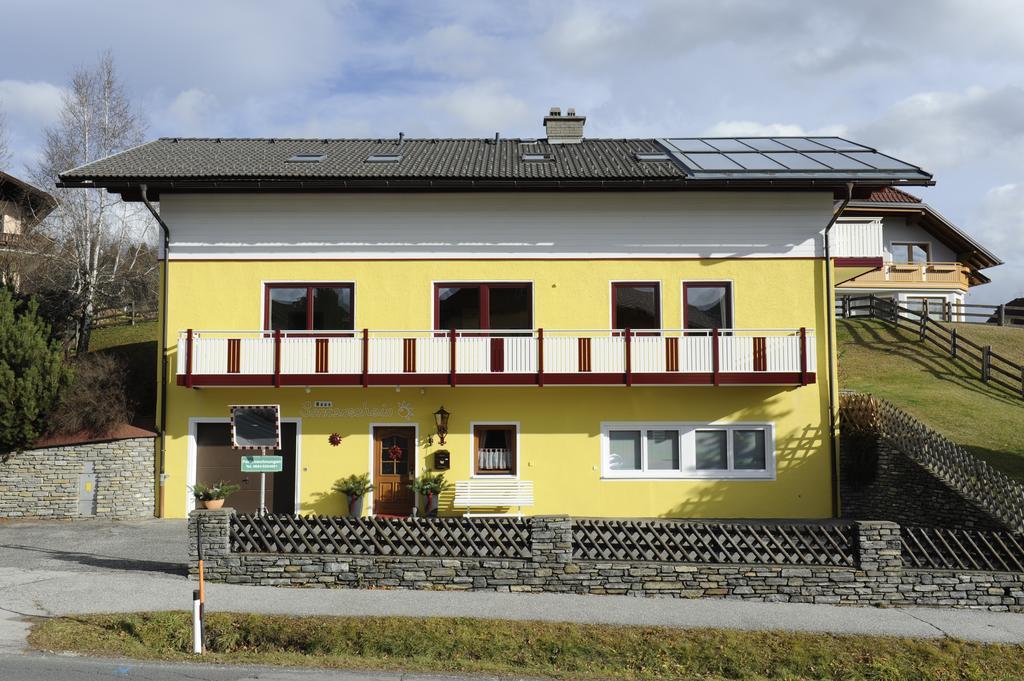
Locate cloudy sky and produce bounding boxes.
[1,0,1021,304]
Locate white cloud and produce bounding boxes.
[854,86,1024,169]
[968,183,1024,305]
[428,81,532,134]
[162,89,223,137]
[0,80,65,126]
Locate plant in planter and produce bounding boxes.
[332,473,374,517]
[190,481,241,510]
[409,472,452,517]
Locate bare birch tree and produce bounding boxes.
[30,53,154,352]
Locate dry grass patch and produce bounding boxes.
[29,611,1024,680]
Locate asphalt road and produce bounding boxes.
[2,654,540,680]
[5,519,1024,678]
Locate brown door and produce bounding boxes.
[374,426,416,516]
[195,422,297,514]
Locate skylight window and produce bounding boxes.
[286,153,324,163]
[635,152,670,162]
[366,154,402,163]
[521,153,553,162]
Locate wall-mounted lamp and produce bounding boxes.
[433,405,450,446]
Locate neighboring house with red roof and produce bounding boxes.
[0,170,56,289]
[832,187,1001,319]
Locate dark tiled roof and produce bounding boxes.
[61,138,683,181]
[0,170,57,224]
[862,187,922,203]
[59,136,934,189]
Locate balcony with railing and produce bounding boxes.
[838,262,971,289]
[175,327,817,388]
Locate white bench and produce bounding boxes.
[453,480,534,517]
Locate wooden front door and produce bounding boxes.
[374,426,416,516]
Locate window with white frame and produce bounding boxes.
[601,422,774,479]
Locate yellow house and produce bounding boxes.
[59,110,936,520]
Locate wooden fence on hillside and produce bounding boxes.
[839,296,1024,327]
[840,295,1024,399]
[92,303,158,329]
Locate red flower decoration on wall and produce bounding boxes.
[387,444,404,461]
[328,433,342,447]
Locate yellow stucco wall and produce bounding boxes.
[159,258,834,519]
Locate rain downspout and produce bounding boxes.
[140,184,170,518]
[823,182,853,518]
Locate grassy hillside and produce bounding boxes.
[837,319,1024,481]
[88,321,159,431]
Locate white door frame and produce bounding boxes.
[367,422,420,516]
[187,417,302,514]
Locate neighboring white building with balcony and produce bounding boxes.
[831,188,1001,319]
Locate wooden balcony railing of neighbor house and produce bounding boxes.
[176,327,817,388]
[841,262,971,289]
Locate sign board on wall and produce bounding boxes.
[230,405,281,450]
[241,455,283,473]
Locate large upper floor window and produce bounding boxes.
[265,283,354,331]
[601,422,774,480]
[891,242,930,264]
[683,282,732,330]
[612,282,661,330]
[435,283,532,331]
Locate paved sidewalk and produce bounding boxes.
[5,566,1024,647]
[3,519,1024,655]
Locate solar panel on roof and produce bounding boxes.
[807,137,871,151]
[801,152,873,170]
[737,138,791,152]
[763,153,829,170]
[842,152,916,170]
[665,139,718,152]
[703,139,754,152]
[724,153,786,170]
[771,138,832,151]
[680,153,744,170]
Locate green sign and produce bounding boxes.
[241,455,283,473]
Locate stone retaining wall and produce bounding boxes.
[190,511,1024,611]
[840,435,1004,531]
[0,437,155,518]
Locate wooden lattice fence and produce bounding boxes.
[841,392,1024,532]
[230,513,532,558]
[902,526,1024,572]
[572,518,857,566]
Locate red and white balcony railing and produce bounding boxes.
[176,328,817,388]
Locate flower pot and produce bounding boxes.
[203,499,225,510]
[348,495,365,517]
[423,492,439,517]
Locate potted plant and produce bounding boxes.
[409,472,451,517]
[333,473,374,517]
[190,481,240,510]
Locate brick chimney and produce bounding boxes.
[543,106,586,144]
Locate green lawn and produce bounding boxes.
[30,612,1024,681]
[838,318,1024,480]
[949,322,1024,365]
[89,320,159,352]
